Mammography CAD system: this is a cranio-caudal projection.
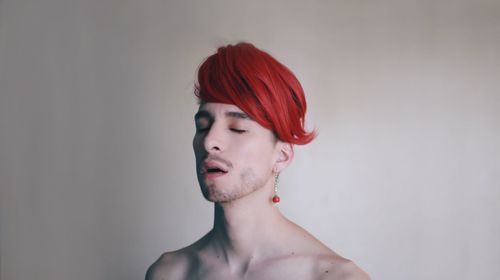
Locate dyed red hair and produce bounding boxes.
[195,42,316,145]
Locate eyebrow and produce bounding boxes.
[194,110,252,121]
[225,111,251,120]
[194,110,211,121]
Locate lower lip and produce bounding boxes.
[204,172,227,180]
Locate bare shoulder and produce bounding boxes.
[145,232,213,280]
[145,250,191,280]
[316,254,370,280]
[282,221,370,280]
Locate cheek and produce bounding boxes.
[234,140,275,171]
[192,135,204,158]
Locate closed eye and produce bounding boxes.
[196,126,209,133]
[230,128,247,134]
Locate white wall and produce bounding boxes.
[1,0,499,279]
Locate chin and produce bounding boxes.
[200,184,240,203]
[202,193,233,203]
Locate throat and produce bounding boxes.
[211,202,283,260]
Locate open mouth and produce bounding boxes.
[202,167,228,180]
[206,167,228,174]
[201,160,229,179]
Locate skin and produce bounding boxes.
[146,103,370,280]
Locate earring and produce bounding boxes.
[272,173,280,203]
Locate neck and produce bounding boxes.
[209,180,287,267]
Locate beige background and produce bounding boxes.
[1,0,499,279]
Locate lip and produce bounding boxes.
[203,171,227,180]
[200,160,229,180]
[202,160,229,173]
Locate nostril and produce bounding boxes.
[204,138,222,152]
[203,128,224,152]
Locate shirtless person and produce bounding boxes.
[146,42,370,280]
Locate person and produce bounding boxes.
[146,42,370,280]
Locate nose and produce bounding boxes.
[203,124,224,153]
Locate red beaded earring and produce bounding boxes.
[272,173,280,203]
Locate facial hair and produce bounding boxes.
[200,167,267,203]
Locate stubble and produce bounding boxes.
[201,167,266,203]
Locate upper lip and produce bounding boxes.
[201,160,229,174]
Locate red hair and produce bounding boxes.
[195,42,316,145]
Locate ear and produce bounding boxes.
[273,142,294,174]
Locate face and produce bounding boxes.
[193,102,280,203]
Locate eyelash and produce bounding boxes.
[230,128,247,134]
[195,127,246,134]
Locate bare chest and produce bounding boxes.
[184,256,328,280]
